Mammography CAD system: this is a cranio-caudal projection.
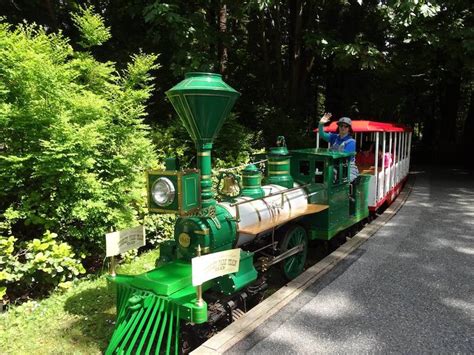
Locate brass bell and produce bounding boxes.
[221,175,240,196]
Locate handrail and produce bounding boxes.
[229,183,310,207]
[219,159,268,172]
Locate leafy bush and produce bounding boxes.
[144,213,176,248]
[150,119,195,169]
[0,14,160,299]
[151,112,255,169]
[214,113,255,166]
[71,6,111,48]
[0,231,85,299]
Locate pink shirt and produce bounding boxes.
[382,153,392,168]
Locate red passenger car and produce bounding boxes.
[315,120,412,211]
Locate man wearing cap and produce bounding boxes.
[318,113,359,182]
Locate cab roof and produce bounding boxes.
[290,148,354,158]
[314,120,412,133]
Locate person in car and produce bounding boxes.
[357,141,375,167]
[378,147,393,168]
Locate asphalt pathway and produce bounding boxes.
[226,166,474,353]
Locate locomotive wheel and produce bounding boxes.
[279,224,308,280]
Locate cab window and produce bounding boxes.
[341,158,349,183]
[299,160,310,176]
[333,159,340,185]
[314,161,324,184]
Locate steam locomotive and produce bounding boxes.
[105,73,411,354]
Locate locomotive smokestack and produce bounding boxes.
[165,72,240,208]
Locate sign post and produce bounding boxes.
[109,255,117,277]
[191,248,241,306]
[195,245,203,306]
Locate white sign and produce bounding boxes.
[192,248,241,286]
[106,225,145,257]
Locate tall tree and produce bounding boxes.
[218,2,228,74]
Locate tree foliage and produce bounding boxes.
[71,5,111,48]
[4,0,469,153]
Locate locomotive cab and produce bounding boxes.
[289,148,370,241]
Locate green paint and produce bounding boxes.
[174,205,237,260]
[106,259,209,355]
[265,146,294,188]
[182,172,201,211]
[165,157,179,171]
[166,72,240,207]
[197,142,214,207]
[106,285,208,354]
[351,174,371,218]
[111,260,192,296]
[212,250,258,295]
[279,225,308,280]
[165,73,239,145]
[156,240,177,266]
[241,164,265,198]
[288,148,369,241]
[147,170,201,214]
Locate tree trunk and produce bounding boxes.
[271,4,283,94]
[438,75,461,145]
[455,71,473,144]
[257,12,270,93]
[218,2,228,75]
[208,1,217,68]
[288,0,304,107]
[43,0,58,30]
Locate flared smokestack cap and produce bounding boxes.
[165,72,240,145]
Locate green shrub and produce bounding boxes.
[214,113,255,166]
[144,213,176,247]
[0,231,85,298]
[71,6,111,48]
[150,119,195,169]
[151,113,255,169]
[0,14,160,299]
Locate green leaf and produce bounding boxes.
[71,6,111,48]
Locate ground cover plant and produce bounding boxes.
[0,248,160,354]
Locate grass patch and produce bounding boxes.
[0,249,160,354]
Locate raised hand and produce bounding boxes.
[320,112,332,124]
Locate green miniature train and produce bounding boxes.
[105,73,372,354]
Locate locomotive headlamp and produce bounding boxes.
[147,170,200,214]
[152,177,176,206]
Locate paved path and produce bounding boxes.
[225,166,474,353]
